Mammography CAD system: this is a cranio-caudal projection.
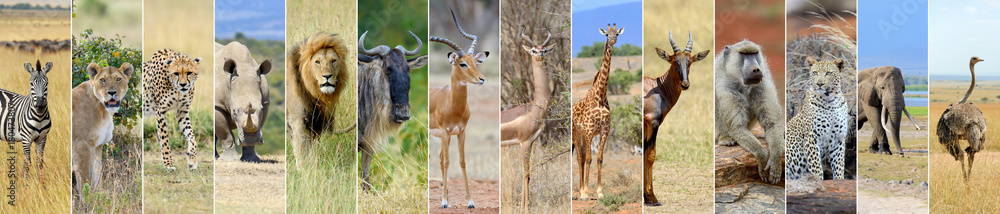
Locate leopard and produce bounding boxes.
[785,57,849,180]
[142,49,202,171]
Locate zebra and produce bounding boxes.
[0,60,52,181]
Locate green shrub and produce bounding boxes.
[610,96,641,147]
[608,68,640,95]
[72,29,143,131]
[577,42,642,58]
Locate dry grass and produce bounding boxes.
[214,155,286,213]
[0,10,71,41]
[642,0,714,213]
[0,43,72,213]
[285,0,358,212]
[141,0,214,212]
[73,128,142,213]
[500,144,571,214]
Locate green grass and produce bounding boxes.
[857,152,927,183]
[905,106,927,117]
[906,84,928,91]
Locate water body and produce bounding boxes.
[903,91,928,107]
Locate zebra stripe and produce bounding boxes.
[0,88,50,143]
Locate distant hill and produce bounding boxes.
[930,75,1000,81]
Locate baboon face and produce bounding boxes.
[656,47,709,90]
[740,51,763,85]
[806,57,846,96]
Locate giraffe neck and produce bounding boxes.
[588,40,614,103]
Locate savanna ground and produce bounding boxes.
[642,0,714,213]
[71,0,143,212]
[0,9,72,213]
[929,80,1000,213]
[857,106,929,213]
[571,152,643,214]
[498,0,572,213]
[285,0,358,212]
[357,1,430,213]
[142,0,214,212]
[713,0,786,212]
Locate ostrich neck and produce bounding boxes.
[588,40,614,103]
[530,59,551,108]
[960,62,976,103]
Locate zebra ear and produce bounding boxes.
[43,61,52,74]
[24,62,33,74]
[87,62,101,78]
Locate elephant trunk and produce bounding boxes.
[881,96,904,155]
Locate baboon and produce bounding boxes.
[714,40,784,184]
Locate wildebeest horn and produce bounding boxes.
[668,30,680,53]
[430,36,463,56]
[685,31,694,53]
[520,28,536,46]
[395,31,423,56]
[359,31,390,56]
[450,9,478,55]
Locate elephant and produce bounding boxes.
[857,66,921,156]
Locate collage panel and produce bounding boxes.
[784,0,858,212]
[70,0,141,212]
[356,0,429,213]
[641,0,714,213]
[0,0,71,212]
[498,0,572,213]
[857,0,929,212]
[427,0,501,212]
[213,0,287,212]
[570,0,643,212]
[929,1,1000,212]
[141,0,214,212]
[713,0,786,212]
[285,0,358,212]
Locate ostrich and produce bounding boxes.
[936,56,987,181]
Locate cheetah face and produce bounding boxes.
[806,57,845,97]
[165,57,201,94]
[86,62,133,112]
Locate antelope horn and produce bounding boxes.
[668,30,680,53]
[450,9,478,55]
[430,36,463,56]
[395,31,423,56]
[358,31,390,56]
[521,28,536,46]
[541,29,552,46]
[685,31,694,52]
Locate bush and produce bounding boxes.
[610,96,641,148]
[577,42,642,58]
[608,68,640,95]
[72,29,143,131]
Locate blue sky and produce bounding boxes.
[215,0,285,40]
[929,0,1000,76]
[858,0,927,76]
[572,0,642,56]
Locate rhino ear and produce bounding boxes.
[223,59,237,76]
[258,59,271,75]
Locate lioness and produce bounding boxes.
[72,62,133,192]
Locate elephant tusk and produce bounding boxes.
[903,107,921,130]
[881,107,894,144]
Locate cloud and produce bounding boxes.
[965,6,978,13]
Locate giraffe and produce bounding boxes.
[573,23,622,200]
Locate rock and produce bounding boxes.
[902,179,914,185]
[715,183,785,213]
[889,180,898,184]
[786,180,857,213]
[920,182,929,187]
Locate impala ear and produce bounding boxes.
[475,51,489,64]
[447,52,459,64]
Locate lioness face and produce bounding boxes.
[307,47,344,95]
[165,57,201,94]
[86,62,133,112]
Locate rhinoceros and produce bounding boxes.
[214,41,271,163]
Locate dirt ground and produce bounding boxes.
[214,155,286,213]
[572,151,643,214]
[428,179,500,213]
[857,111,929,213]
[857,177,928,214]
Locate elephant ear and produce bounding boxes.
[859,73,880,106]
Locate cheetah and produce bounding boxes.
[786,57,849,180]
[143,49,202,171]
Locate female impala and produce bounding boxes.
[428,10,489,209]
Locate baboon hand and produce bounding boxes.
[754,152,770,183]
[764,152,783,185]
